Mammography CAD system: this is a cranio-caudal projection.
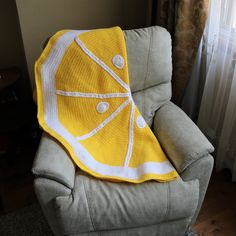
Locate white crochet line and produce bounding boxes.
[74,37,130,92]
[77,98,131,141]
[124,101,135,167]
[56,90,130,99]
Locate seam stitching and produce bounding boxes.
[82,179,96,231]
[142,29,153,119]
[165,182,171,221]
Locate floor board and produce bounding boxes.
[193,170,236,236]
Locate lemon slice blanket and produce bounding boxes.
[35,26,178,183]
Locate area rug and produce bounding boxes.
[0,204,53,236]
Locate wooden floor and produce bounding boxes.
[193,170,236,236]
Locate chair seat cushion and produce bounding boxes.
[54,170,199,234]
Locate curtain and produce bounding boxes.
[181,40,206,121]
[153,0,209,104]
[197,0,236,181]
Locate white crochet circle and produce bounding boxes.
[96,102,109,113]
[112,55,124,69]
[136,115,146,128]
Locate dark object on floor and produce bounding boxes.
[0,203,53,236]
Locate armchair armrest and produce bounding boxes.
[153,102,214,173]
[32,132,76,189]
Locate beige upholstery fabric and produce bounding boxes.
[125,26,172,125]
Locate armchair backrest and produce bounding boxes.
[124,26,172,126]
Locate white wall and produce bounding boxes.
[0,0,30,98]
[16,0,152,87]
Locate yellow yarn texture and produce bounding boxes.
[35,27,178,183]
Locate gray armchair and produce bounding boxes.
[32,26,214,236]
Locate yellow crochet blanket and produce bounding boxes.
[35,27,178,183]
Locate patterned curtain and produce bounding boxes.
[153,0,209,104]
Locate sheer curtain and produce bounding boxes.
[197,0,236,181]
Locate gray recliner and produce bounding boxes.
[32,26,214,236]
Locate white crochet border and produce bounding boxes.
[40,30,175,180]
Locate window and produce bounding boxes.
[222,0,236,29]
